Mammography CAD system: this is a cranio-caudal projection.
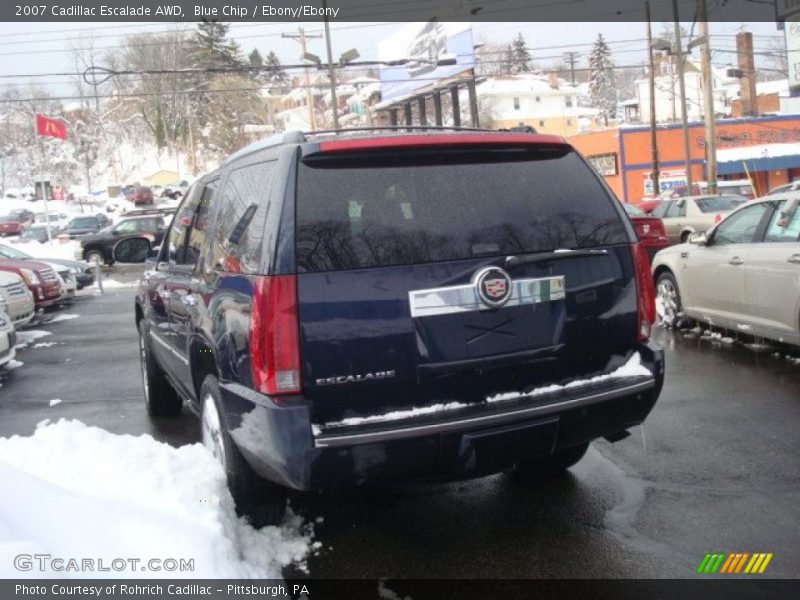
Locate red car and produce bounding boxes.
[132,186,155,206]
[0,258,63,307]
[623,203,669,260]
[636,198,662,214]
[0,216,26,236]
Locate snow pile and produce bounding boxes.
[100,279,139,289]
[0,420,315,578]
[14,330,51,350]
[321,353,651,430]
[13,240,82,262]
[46,313,79,324]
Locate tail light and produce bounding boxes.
[631,243,656,342]
[250,275,302,395]
[714,213,722,224]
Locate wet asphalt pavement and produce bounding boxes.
[1,273,798,579]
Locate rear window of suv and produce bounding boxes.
[296,145,628,272]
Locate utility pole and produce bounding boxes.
[672,0,693,192]
[563,51,579,85]
[282,28,322,131]
[322,0,340,129]
[698,0,717,194]
[646,1,660,195]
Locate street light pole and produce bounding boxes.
[322,0,340,129]
[646,1,660,196]
[698,0,717,194]
[672,0,693,192]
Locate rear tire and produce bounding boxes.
[200,375,287,528]
[656,271,683,328]
[138,320,182,417]
[513,442,589,478]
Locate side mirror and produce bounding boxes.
[688,231,708,246]
[112,237,152,263]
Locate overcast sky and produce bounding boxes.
[0,20,783,98]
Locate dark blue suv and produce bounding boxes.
[132,129,664,527]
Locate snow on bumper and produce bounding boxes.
[218,345,664,491]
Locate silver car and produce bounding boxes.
[649,195,747,244]
[651,194,800,347]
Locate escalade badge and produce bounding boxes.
[474,267,512,308]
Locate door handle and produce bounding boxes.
[729,257,744,266]
[788,254,800,265]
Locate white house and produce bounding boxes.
[476,74,592,136]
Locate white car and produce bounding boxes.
[0,270,35,326]
[34,212,70,232]
[0,307,16,368]
[49,264,77,301]
[652,194,800,347]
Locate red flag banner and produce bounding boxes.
[35,114,67,140]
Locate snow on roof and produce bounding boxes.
[756,78,788,96]
[477,75,575,96]
[718,143,800,163]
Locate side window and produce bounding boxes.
[764,200,800,243]
[665,202,683,218]
[183,181,217,267]
[165,186,200,263]
[713,204,770,245]
[211,160,276,274]
[114,220,137,234]
[651,202,669,218]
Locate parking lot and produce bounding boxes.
[1,266,797,579]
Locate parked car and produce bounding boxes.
[660,179,756,200]
[53,268,77,302]
[8,208,35,224]
[34,212,70,232]
[17,226,51,243]
[766,181,800,196]
[623,203,670,259]
[0,215,27,237]
[0,270,35,327]
[649,195,747,244]
[0,243,93,289]
[132,186,155,206]
[130,130,664,527]
[652,194,800,346]
[63,214,110,238]
[637,198,662,214]
[80,214,167,265]
[0,258,62,308]
[161,180,190,199]
[0,307,16,369]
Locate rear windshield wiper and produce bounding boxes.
[505,249,609,269]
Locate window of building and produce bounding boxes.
[566,119,572,126]
[565,96,573,107]
[539,120,545,127]
[535,96,541,102]
[513,96,520,110]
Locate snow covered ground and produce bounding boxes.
[0,420,316,578]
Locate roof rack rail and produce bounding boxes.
[304,125,499,136]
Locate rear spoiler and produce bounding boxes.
[316,133,569,154]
